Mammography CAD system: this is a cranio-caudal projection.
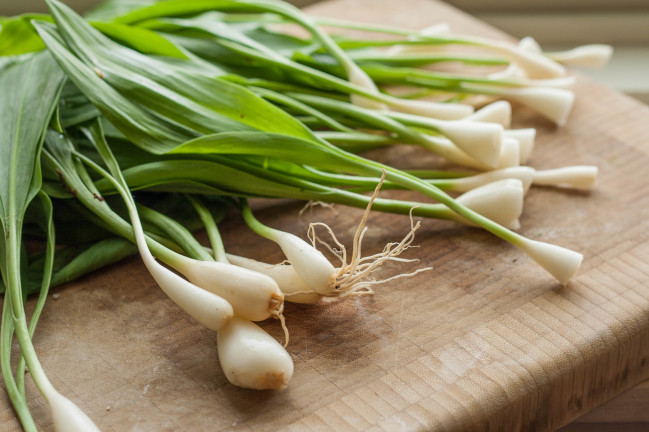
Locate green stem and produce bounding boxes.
[314,16,417,37]
[217,39,391,102]
[1,295,37,432]
[326,146,526,247]
[185,195,228,263]
[309,17,489,49]
[333,38,471,50]
[42,149,184,269]
[288,92,437,145]
[351,52,508,68]
[17,192,56,397]
[66,161,195,255]
[138,203,214,262]
[361,63,522,88]
[6,222,56,401]
[252,87,356,134]
[51,238,138,287]
[314,131,396,147]
[239,199,279,240]
[316,132,396,153]
[296,166,465,192]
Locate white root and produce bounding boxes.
[269,229,337,296]
[298,200,338,222]
[245,174,431,300]
[420,133,521,171]
[308,173,432,296]
[435,120,504,169]
[496,137,521,169]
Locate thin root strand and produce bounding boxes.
[308,171,432,297]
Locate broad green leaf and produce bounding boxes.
[141,15,333,89]
[170,131,359,172]
[0,48,64,432]
[92,159,317,199]
[90,21,189,59]
[1,241,72,296]
[41,0,320,154]
[85,0,158,21]
[0,15,52,56]
[241,26,312,57]
[33,20,196,151]
[51,238,137,286]
[141,13,281,59]
[0,12,187,58]
[0,51,65,232]
[113,0,263,24]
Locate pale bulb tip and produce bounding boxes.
[519,239,583,284]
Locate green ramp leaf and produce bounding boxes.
[169,131,361,172]
[41,0,319,154]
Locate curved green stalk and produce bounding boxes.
[185,195,228,263]
[350,52,508,68]
[1,297,37,431]
[114,0,394,103]
[41,145,184,270]
[210,38,391,103]
[16,192,55,397]
[252,87,356,134]
[51,238,138,287]
[314,16,417,37]
[310,16,505,50]
[321,141,527,247]
[287,92,438,144]
[138,203,214,262]
[61,142,186,254]
[239,199,277,239]
[6,220,57,403]
[361,63,525,88]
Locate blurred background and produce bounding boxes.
[2,0,648,105]
[448,0,649,105]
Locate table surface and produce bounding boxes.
[3,0,649,431]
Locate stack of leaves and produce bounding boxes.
[0,0,611,430]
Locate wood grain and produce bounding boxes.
[2,0,649,431]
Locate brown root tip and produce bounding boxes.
[269,292,284,315]
[260,371,289,390]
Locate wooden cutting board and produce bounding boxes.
[3,0,649,430]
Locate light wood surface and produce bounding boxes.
[2,0,649,431]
